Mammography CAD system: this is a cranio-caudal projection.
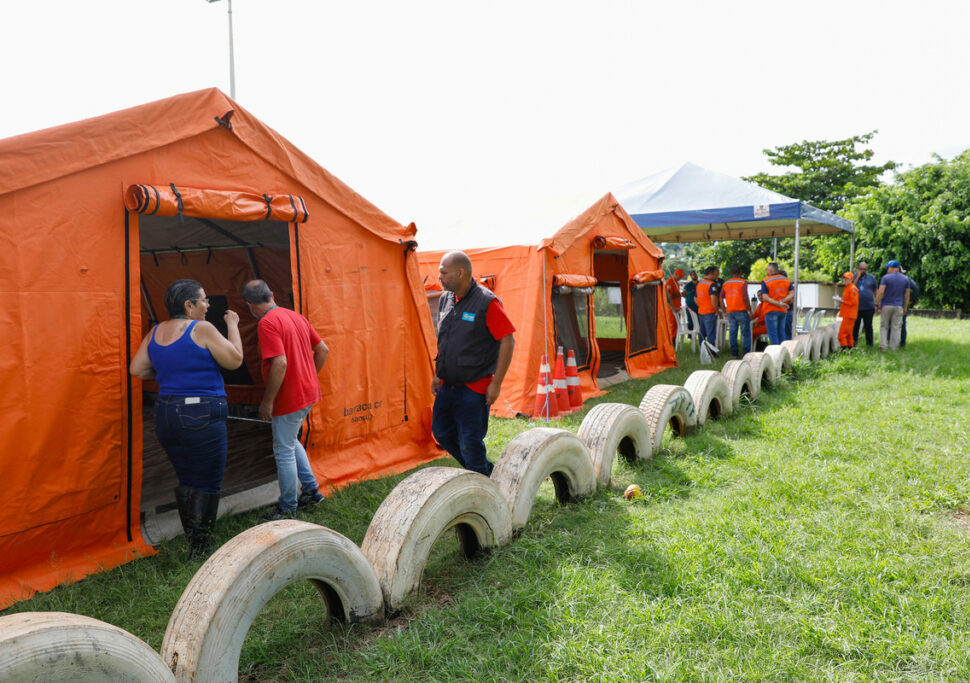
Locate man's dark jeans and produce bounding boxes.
[431,382,493,476]
[853,309,875,346]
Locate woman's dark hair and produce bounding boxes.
[164,279,203,317]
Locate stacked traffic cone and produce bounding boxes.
[553,347,572,414]
[566,349,584,411]
[531,354,559,420]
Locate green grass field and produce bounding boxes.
[4,317,970,681]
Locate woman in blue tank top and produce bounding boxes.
[130,279,243,558]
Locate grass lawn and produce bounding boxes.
[4,317,970,681]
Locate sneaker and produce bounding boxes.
[262,505,297,521]
[297,491,326,509]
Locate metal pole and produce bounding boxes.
[772,237,778,261]
[849,231,856,271]
[793,219,801,316]
[227,0,236,99]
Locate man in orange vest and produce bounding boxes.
[695,266,720,346]
[664,268,684,341]
[833,271,859,348]
[759,262,793,345]
[721,266,751,357]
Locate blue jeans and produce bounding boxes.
[698,313,718,346]
[431,383,493,475]
[765,311,787,346]
[271,405,320,511]
[727,311,752,357]
[154,395,228,494]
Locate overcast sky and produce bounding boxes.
[3,1,968,249]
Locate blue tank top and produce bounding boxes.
[148,320,226,397]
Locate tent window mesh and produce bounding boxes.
[629,284,659,355]
[553,291,591,369]
[427,291,443,333]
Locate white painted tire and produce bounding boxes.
[490,428,596,532]
[742,351,776,390]
[720,359,756,407]
[0,612,174,682]
[361,467,512,611]
[163,520,384,681]
[781,338,805,362]
[765,344,792,375]
[577,403,653,487]
[812,329,829,359]
[828,324,842,353]
[683,370,733,426]
[796,334,818,361]
[638,384,697,452]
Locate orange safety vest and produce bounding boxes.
[696,279,717,315]
[761,274,791,313]
[722,277,748,313]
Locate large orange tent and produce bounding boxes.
[418,194,677,418]
[0,89,440,608]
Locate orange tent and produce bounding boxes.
[418,194,677,418]
[0,89,439,608]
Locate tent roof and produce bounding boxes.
[539,193,664,259]
[615,162,853,242]
[0,88,416,246]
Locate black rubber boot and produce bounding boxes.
[174,486,194,539]
[188,490,220,560]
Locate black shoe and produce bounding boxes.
[297,491,326,509]
[263,504,297,521]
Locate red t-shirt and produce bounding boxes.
[463,298,516,394]
[257,307,323,416]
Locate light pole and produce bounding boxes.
[206,0,235,99]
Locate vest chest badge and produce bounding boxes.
[461,312,476,322]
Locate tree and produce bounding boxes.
[744,131,896,213]
[682,131,896,280]
[845,150,970,310]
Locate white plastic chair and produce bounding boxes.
[796,308,816,334]
[678,308,701,353]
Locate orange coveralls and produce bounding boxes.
[839,282,859,347]
[665,275,682,340]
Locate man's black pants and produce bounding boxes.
[853,309,875,347]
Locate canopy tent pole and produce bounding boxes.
[772,237,778,261]
[793,219,801,318]
[849,232,856,270]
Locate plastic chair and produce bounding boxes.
[679,308,702,353]
[796,308,816,334]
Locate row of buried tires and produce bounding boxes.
[0,324,843,682]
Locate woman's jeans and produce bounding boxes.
[154,395,228,494]
[271,405,320,511]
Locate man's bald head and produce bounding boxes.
[439,251,474,296]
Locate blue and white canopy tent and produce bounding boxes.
[615,162,855,310]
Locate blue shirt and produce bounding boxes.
[879,272,909,307]
[854,272,877,310]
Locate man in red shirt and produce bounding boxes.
[664,268,684,342]
[433,251,515,475]
[243,279,329,519]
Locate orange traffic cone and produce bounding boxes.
[553,346,571,414]
[532,355,559,420]
[566,349,583,411]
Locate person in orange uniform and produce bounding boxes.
[833,271,859,348]
[759,262,792,345]
[750,293,767,346]
[720,266,751,357]
[695,267,720,346]
[664,268,684,341]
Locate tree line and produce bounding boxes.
[667,132,970,310]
